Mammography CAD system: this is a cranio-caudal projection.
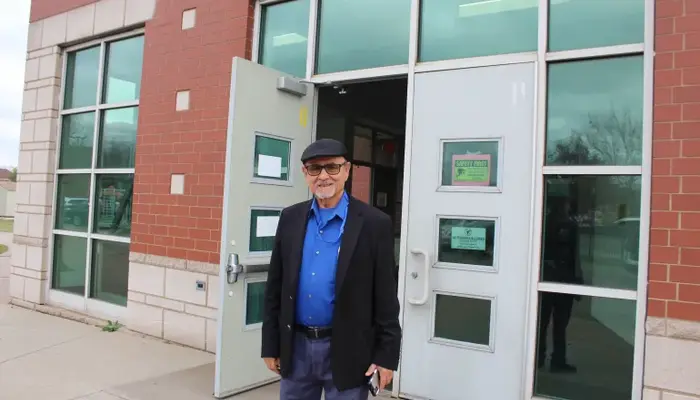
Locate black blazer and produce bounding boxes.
[261,196,402,390]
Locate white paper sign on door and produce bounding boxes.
[256,216,280,237]
[257,155,282,178]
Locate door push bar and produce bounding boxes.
[226,253,270,284]
[408,248,430,306]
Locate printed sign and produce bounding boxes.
[451,227,487,251]
[452,154,491,186]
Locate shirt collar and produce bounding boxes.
[310,191,349,223]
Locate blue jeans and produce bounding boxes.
[280,332,369,400]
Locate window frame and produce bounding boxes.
[48,29,145,317]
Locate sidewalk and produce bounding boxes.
[0,305,393,400]
[0,304,282,400]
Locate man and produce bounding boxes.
[538,197,581,373]
[262,138,402,399]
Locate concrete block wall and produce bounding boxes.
[126,252,220,352]
[646,0,700,399]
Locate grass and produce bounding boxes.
[0,218,13,233]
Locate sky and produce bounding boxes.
[0,0,30,168]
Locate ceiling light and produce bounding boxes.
[272,33,307,47]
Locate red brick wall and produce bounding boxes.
[30,0,98,22]
[131,0,255,264]
[649,0,700,322]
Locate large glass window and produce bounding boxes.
[534,294,635,399]
[315,0,411,74]
[541,176,642,291]
[548,0,645,52]
[546,56,644,167]
[52,34,144,306]
[419,0,538,62]
[535,26,645,399]
[259,0,310,77]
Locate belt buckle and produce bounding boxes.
[310,327,321,339]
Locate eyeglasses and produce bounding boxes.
[304,162,347,176]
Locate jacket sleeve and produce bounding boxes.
[372,214,402,370]
[261,209,285,358]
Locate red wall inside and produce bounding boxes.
[648,0,700,322]
[130,0,255,264]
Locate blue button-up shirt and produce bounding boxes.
[295,192,349,327]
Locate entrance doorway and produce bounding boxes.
[316,78,408,283]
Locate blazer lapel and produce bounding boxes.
[287,201,311,292]
[335,197,364,297]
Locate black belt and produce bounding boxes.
[295,324,332,339]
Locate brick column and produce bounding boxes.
[645,1,700,398]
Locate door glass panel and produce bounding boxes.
[434,294,492,346]
[419,0,538,62]
[534,294,635,399]
[442,140,499,187]
[98,107,138,169]
[254,135,291,181]
[316,0,411,74]
[249,209,281,252]
[438,218,496,267]
[59,112,95,170]
[541,175,642,291]
[90,240,129,306]
[549,0,645,52]
[546,56,643,166]
[64,46,100,109]
[93,174,134,237]
[351,165,372,204]
[353,125,373,162]
[55,174,91,231]
[52,234,87,295]
[102,35,145,104]
[259,0,310,78]
[374,132,398,167]
[246,281,266,325]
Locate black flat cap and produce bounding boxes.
[301,139,348,163]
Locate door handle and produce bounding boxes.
[226,253,271,284]
[408,249,430,306]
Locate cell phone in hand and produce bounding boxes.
[367,369,379,396]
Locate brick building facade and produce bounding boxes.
[8,0,700,399]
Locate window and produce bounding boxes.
[419,0,538,62]
[315,0,411,74]
[258,0,310,77]
[534,3,645,396]
[433,293,494,349]
[548,0,645,52]
[253,134,291,181]
[51,34,144,307]
[441,140,500,188]
[546,56,644,166]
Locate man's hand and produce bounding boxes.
[264,357,280,375]
[365,364,393,391]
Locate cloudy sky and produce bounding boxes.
[0,0,30,168]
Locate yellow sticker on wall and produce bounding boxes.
[299,106,308,128]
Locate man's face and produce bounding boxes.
[302,156,350,200]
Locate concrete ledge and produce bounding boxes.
[129,252,219,276]
[646,317,700,341]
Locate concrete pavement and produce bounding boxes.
[0,305,391,399]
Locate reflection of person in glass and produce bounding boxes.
[538,198,581,373]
